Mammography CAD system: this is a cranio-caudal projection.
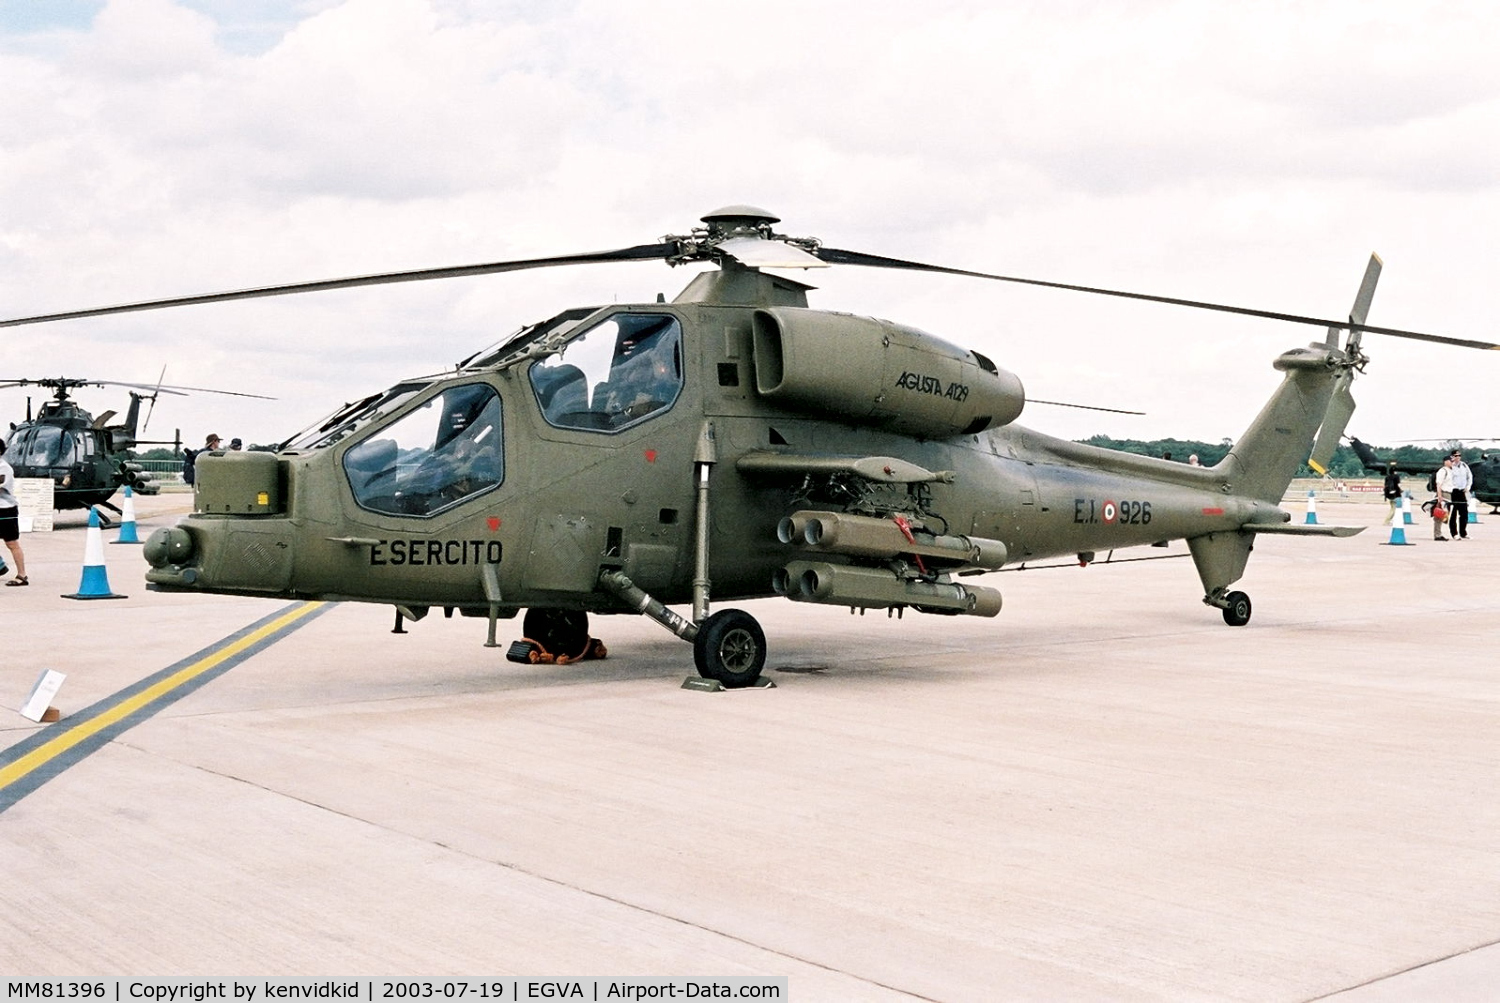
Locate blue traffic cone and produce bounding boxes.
[1304,489,1319,525]
[63,507,127,600]
[1468,509,1481,525]
[112,485,141,544]
[1381,522,1414,546]
[1401,491,1414,525]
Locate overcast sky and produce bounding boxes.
[3,0,1497,452]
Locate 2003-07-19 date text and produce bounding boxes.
[381,985,505,999]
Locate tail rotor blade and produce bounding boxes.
[1308,371,1356,476]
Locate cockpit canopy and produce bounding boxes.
[528,312,683,432]
[342,382,503,517]
[8,424,99,468]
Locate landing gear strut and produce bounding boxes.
[584,423,769,688]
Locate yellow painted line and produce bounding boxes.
[0,601,325,791]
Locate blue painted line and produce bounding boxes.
[0,601,332,812]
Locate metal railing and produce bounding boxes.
[134,459,186,485]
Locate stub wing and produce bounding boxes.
[736,451,954,484]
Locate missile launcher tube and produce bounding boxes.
[778,510,1007,570]
[775,559,1002,617]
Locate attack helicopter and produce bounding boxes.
[1,376,270,523]
[5,206,1497,686]
[1349,437,1500,513]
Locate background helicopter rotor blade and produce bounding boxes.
[0,242,679,328]
[136,382,275,399]
[0,377,272,398]
[815,246,1500,351]
[90,380,189,395]
[1029,398,1145,415]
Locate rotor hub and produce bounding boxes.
[700,204,781,234]
[664,206,823,269]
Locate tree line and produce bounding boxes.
[1078,436,1466,478]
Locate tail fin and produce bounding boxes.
[1218,255,1380,502]
[1307,255,1380,474]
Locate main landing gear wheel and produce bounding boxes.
[693,609,766,688]
[1221,591,1252,627]
[522,607,591,660]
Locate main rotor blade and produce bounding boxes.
[0,243,678,328]
[816,247,1500,351]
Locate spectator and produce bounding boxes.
[1381,465,1402,526]
[1433,456,1454,541]
[1448,449,1473,540]
[0,438,29,586]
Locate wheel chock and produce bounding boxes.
[506,640,541,663]
[681,676,777,692]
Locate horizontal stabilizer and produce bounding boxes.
[1240,522,1365,538]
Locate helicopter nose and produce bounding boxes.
[144,526,195,568]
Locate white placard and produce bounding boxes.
[20,668,66,722]
[15,477,54,532]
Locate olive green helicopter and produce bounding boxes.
[1,376,270,524]
[5,206,1496,686]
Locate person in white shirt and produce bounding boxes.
[0,439,29,585]
[1448,449,1474,540]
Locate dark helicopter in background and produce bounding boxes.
[2,376,270,522]
[1349,436,1500,512]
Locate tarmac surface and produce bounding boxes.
[3,490,1498,1000]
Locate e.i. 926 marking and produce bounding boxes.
[1073,499,1152,525]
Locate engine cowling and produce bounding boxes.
[751,307,1024,438]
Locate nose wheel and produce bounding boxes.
[693,609,767,688]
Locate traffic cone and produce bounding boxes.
[1401,492,1414,525]
[112,485,141,544]
[1381,521,1414,546]
[1468,508,1481,526]
[63,507,127,600]
[1304,488,1319,525]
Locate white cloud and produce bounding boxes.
[2,0,1498,449]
